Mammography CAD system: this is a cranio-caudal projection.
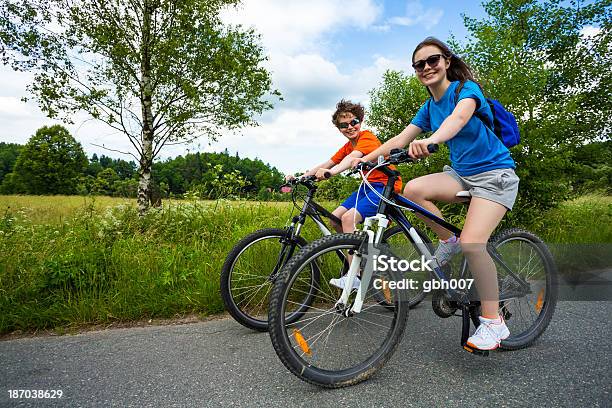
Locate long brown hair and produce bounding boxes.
[412,37,481,94]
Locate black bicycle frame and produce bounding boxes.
[269,180,345,279]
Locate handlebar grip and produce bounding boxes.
[324,171,332,179]
[427,144,439,153]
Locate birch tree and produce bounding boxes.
[0,0,279,213]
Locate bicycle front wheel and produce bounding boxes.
[220,228,316,331]
[490,228,558,350]
[268,233,409,388]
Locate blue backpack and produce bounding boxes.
[455,82,520,148]
[428,81,520,148]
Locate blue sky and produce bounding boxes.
[0,1,494,173]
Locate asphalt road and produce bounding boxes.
[1,301,610,408]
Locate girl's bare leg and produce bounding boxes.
[460,197,507,318]
[403,172,464,239]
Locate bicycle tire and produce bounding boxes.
[268,233,409,388]
[220,228,317,331]
[488,228,558,350]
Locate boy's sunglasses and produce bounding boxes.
[337,118,360,129]
[412,54,445,73]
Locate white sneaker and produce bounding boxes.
[466,315,510,351]
[330,275,360,290]
[434,237,462,266]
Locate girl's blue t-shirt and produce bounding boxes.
[410,80,515,176]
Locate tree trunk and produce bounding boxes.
[137,156,152,215]
[137,0,157,216]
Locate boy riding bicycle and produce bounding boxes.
[285,99,402,289]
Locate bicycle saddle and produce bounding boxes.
[456,191,472,201]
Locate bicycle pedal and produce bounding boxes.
[462,344,490,357]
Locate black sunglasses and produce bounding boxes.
[412,54,445,73]
[337,118,360,129]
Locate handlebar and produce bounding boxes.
[283,170,333,188]
[351,144,439,173]
[281,174,321,190]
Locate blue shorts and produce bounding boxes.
[340,182,385,221]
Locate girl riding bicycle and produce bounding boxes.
[353,37,520,351]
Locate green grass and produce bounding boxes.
[0,196,327,334]
[0,194,610,334]
[527,194,612,276]
[528,193,612,243]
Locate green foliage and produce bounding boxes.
[570,140,612,193]
[0,199,307,333]
[85,154,136,180]
[185,164,248,200]
[2,138,285,199]
[315,175,361,201]
[455,0,611,222]
[0,142,22,183]
[11,125,87,195]
[91,168,119,196]
[153,150,285,198]
[368,71,429,142]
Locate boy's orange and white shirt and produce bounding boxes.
[331,130,402,192]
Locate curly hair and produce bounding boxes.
[331,99,365,126]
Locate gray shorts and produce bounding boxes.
[443,165,520,211]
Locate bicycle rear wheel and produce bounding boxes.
[268,233,409,388]
[220,228,317,331]
[489,228,558,350]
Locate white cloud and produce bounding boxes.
[268,51,412,110]
[580,25,601,40]
[269,53,352,108]
[185,108,345,173]
[221,0,382,54]
[0,97,35,119]
[388,1,443,30]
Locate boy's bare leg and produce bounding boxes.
[331,207,363,269]
[331,207,348,233]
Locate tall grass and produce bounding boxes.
[0,194,609,334]
[0,196,324,334]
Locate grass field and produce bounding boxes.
[0,193,610,334]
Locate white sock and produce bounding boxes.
[481,315,502,324]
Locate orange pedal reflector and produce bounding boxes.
[383,283,392,303]
[293,328,312,356]
[463,345,474,353]
[535,288,544,312]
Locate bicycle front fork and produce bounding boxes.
[335,214,389,315]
